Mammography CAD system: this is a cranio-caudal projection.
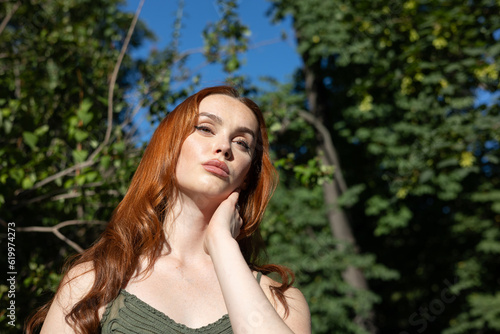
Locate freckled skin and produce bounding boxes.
[175,94,258,203]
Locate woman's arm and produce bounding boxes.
[205,192,311,334]
[40,262,97,334]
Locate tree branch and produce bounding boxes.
[298,110,348,193]
[174,36,282,63]
[89,0,145,161]
[18,220,107,253]
[16,0,145,197]
[0,1,20,36]
[20,160,95,194]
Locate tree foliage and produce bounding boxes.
[0,0,255,331]
[0,0,203,330]
[257,80,399,334]
[266,0,500,333]
[2,0,500,333]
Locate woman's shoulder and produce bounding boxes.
[58,261,96,300]
[47,261,99,315]
[257,272,309,307]
[255,271,311,332]
[40,261,98,333]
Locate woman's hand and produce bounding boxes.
[204,191,242,254]
[204,191,311,333]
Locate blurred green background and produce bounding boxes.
[1,0,499,333]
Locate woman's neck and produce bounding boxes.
[163,194,219,262]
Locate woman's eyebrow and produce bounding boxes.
[235,126,255,140]
[199,112,255,139]
[199,112,223,125]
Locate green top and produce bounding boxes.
[100,272,262,334]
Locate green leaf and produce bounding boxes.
[375,206,412,236]
[85,171,99,182]
[34,125,49,136]
[337,184,366,208]
[77,99,94,125]
[113,141,125,154]
[72,149,89,163]
[100,155,111,169]
[22,176,35,189]
[365,195,390,216]
[9,168,24,183]
[76,174,86,186]
[492,202,500,214]
[74,129,89,142]
[23,131,38,150]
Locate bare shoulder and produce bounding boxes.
[56,261,96,304]
[258,273,312,334]
[40,262,96,334]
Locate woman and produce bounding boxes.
[26,86,311,333]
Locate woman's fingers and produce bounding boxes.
[231,216,243,239]
[225,192,242,238]
[208,192,241,234]
[227,191,239,206]
[204,192,243,254]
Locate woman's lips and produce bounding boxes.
[202,160,230,178]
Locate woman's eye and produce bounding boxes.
[195,125,213,134]
[235,139,250,150]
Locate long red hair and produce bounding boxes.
[25,86,293,334]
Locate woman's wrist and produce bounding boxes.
[205,227,238,256]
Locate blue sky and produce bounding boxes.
[122,0,499,136]
[123,0,302,86]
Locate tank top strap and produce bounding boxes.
[256,271,262,284]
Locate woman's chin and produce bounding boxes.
[180,188,231,207]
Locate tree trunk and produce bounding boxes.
[302,55,377,333]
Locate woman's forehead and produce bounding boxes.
[198,94,258,129]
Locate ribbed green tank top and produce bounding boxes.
[100,272,262,333]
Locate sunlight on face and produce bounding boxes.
[175,94,259,203]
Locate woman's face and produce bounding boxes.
[175,94,259,203]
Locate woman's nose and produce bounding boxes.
[215,138,232,159]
